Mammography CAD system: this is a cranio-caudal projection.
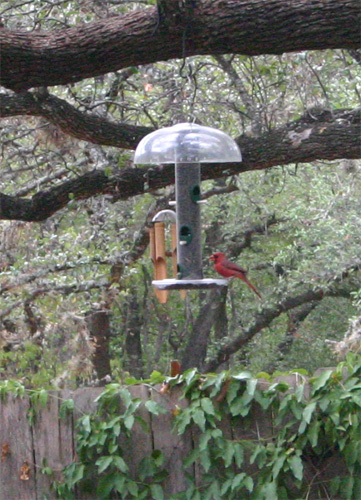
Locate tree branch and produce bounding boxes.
[0,279,109,320]
[204,268,360,372]
[0,108,359,222]
[0,91,153,149]
[1,0,359,92]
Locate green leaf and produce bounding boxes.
[268,381,290,393]
[152,449,165,467]
[272,453,286,479]
[119,388,133,409]
[330,476,341,496]
[184,368,198,386]
[246,378,258,397]
[200,397,215,416]
[70,464,85,485]
[231,472,246,490]
[113,455,128,473]
[206,479,221,499]
[201,372,226,394]
[232,371,251,381]
[145,400,168,415]
[244,476,254,493]
[261,481,277,498]
[32,389,48,407]
[192,408,206,431]
[108,441,118,454]
[175,408,192,434]
[97,473,116,498]
[224,441,235,467]
[302,401,317,424]
[288,454,303,481]
[59,399,74,419]
[250,444,267,467]
[114,475,126,493]
[198,431,212,452]
[225,381,239,405]
[307,420,321,447]
[149,370,165,384]
[200,449,211,472]
[220,478,232,495]
[124,414,135,430]
[234,442,244,468]
[96,456,113,474]
[340,476,354,500]
[311,369,333,393]
[124,376,141,385]
[150,484,164,500]
[127,480,139,496]
[81,415,91,433]
[183,448,200,468]
[344,441,361,467]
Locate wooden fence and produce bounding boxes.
[0,375,348,500]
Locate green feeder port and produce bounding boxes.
[179,225,192,245]
[190,185,201,203]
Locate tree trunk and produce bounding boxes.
[123,292,144,379]
[85,311,112,380]
[181,288,227,371]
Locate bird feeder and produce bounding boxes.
[134,122,242,292]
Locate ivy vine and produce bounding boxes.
[1,355,360,499]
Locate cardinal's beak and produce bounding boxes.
[209,255,215,261]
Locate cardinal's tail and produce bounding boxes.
[238,274,262,299]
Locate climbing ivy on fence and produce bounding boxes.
[1,355,360,499]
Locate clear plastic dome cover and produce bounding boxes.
[133,123,242,164]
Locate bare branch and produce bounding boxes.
[204,266,361,371]
[0,279,109,320]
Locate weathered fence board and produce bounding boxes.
[0,375,351,500]
[0,395,37,500]
[32,391,74,500]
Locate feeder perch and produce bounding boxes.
[134,123,242,291]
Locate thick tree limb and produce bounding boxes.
[0,0,360,92]
[0,108,359,221]
[0,91,153,149]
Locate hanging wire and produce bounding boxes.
[179,29,193,80]
[179,30,199,122]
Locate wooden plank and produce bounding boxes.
[31,390,74,500]
[151,385,192,496]
[0,394,37,500]
[72,387,104,419]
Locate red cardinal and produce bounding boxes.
[210,252,262,299]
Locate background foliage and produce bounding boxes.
[0,1,361,387]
